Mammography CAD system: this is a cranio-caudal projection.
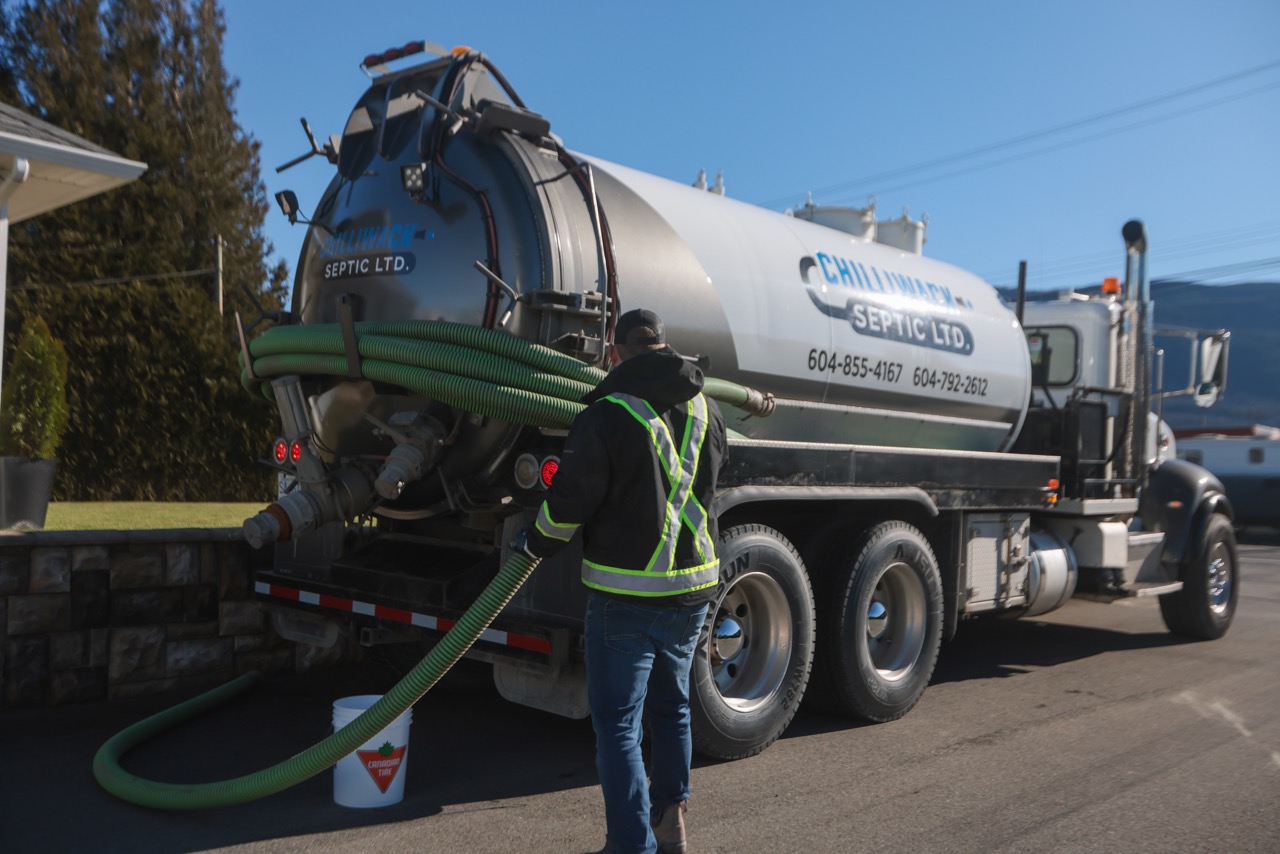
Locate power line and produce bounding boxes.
[760,57,1280,209]
[823,78,1280,206]
[994,255,1280,291]
[1152,256,1280,283]
[8,268,215,291]
[976,221,1280,284]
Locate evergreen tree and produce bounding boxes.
[0,316,68,458]
[0,6,18,102]
[1,0,288,500]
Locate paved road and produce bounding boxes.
[3,534,1277,853]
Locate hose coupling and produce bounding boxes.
[740,386,776,418]
[375,444,429,500]
[242,465,376,549]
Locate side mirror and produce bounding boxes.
[1193,332,1229,408]
[275,190,301,225]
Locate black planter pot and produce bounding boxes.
[1,457,58,530]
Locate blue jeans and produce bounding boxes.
[585,591,710,854]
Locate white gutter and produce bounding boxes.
[0,133,143,182]
[0,155,32,412]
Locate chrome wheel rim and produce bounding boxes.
[709,570,792,712]
[865,561,928,683]
[1206,541,1232,616]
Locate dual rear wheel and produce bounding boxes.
[690,520,943,759]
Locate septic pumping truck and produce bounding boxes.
[230,43,1236,767]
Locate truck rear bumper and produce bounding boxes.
[255,576,570,664]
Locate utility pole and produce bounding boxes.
[216,234,224,316]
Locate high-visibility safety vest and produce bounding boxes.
[535,392,719,598]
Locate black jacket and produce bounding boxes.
[528,346,728,607]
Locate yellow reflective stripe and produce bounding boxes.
[581,558,720,596]
[674,396,714,561]
[536,502,579,542]
[604,394,680,572]
[581,577,720,598]
[606,396,677,479]
[597,392,717,582]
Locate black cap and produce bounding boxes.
[614,309,666,346]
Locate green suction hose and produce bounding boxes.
[97,318,769,809]
[237,319,769,425]
[93,552,539,809]
[238,319,608,428]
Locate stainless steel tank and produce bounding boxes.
[289,52,1032,475]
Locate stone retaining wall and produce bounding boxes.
[0,529,361,708]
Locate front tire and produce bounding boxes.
[690,525,815,760]
[812,520,942,722]
[1159,513,1238,639]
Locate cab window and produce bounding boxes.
[1024,326,1080,387]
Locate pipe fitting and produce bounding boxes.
[375,444,429,500]
[243,465,376,548]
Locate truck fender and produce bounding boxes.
[1140,458,1234,577]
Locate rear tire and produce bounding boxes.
[1159,513,1238,640]
[812,520,942,722]
[690,525,815,760]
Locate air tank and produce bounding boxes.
[289,52,1032,480]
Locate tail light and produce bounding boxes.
[273,438,305,468]
[514,453,560,490]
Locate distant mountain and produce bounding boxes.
[1001,282,1279,431]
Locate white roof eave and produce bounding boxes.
[0,131,148,223]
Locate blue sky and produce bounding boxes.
[222,0,1280,293]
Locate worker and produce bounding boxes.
[517,308,728,854]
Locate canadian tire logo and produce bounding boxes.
[356,741,406,793]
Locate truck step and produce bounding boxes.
[1074,579,1183,602]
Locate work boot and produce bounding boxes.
[651,800,688,854]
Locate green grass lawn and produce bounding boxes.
[39,502,264,531]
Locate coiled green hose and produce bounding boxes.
[238,319,767,424]
[93,553,539,809]
[96,319,763,809]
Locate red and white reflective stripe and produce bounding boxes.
[255,581,552,655]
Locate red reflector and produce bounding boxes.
[1047,479,1060,490]
[290,442,303,463]
[540,458,559,487]
[273,439,288,464]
